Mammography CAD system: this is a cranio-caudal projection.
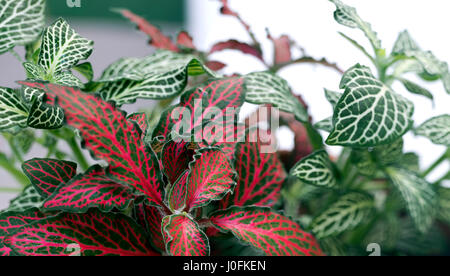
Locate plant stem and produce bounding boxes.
[4,135,24,163]
[421,149,449,178]
[433,171,450,187]
[66,135,89,171]
[0,187,23,193]
[0,158,28,187]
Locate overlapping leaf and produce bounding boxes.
[221,129,286,208]
[20,82,165,207]
[327,64,414,147]
[244,72,308,123]
[392,30,420,56]
[386,167,437,233]
[3,210,158,256]
[291,150,337,189]
[22,158,77,197]
[310,193,374,239]
[152,77,246,159]
[210,206,323,256]
[329,0,381,50]
[39,18,93,76]
[161,139,193,185]
[176,148,237,211]
[0,208,48,256]
[43,165,136,213]
[162,214,210,256]
[415,115,450,147]
[133,203,165,252]
[118,9,179,52]
[0,87,28,130]
[98,50,216,106]
[7,185,44,212]
[0,0,45,54]
[127,113,149,137]
[209,40,263,61]
[350,138,404,176]
[398,78,433,101]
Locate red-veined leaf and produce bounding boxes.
[210,206,324,256]
[184,148,237,210]
[153,77,245,138]
[4,210,158,256]
[0,208,49,256]
[42,165,136,213]
[161,139,194,185]
[162,214,209,256]
[118,9,178,52]
[22,158,77,198]
[168,171,188,211]
[127,112,148,137]
[205,61,227,71]
[19,82,165,207]
[267,33,292,65]
[152,77,245,160]
[177,31,195,49]
[209,40,263,61]
[0,245,13,256]
[221,128,286,208]
[133,203,165,253]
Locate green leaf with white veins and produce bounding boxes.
[53,72,84,88]
[98,51,217,106]
[398,78,433,101]
[27,97,64,129]
[329,0,381,51]
[326,64,414,147]
[7,186,44,212]
[39,18,93,76]
[415,115,450,147]
[314,117,333,133]
[392,30,420,56]
[291,150,337,189]
[386,167,436,233]
[324,88,342,109]
[0,0,46,54]
[0,87,29,131]
[310,192,374,239]
[244,71,308,123]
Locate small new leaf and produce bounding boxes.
[0,87,28,130]
[244,71,308,123]
[291,150,337,189]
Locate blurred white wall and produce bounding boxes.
[187,0,450,182]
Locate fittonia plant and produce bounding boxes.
[0,0,448,256]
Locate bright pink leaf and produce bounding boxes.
[119,9,179,52]
[176,31,195,49]
[4,210,158,256]
[42,165,136,213]
[22,158,77,198]
[162,214,209,256]
[268,34,292,64]
[205,61,227,71]
[209,40,263,61]
[210,206,324,256]
[19,82,165,207]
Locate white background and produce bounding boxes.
[0,0,449,208]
